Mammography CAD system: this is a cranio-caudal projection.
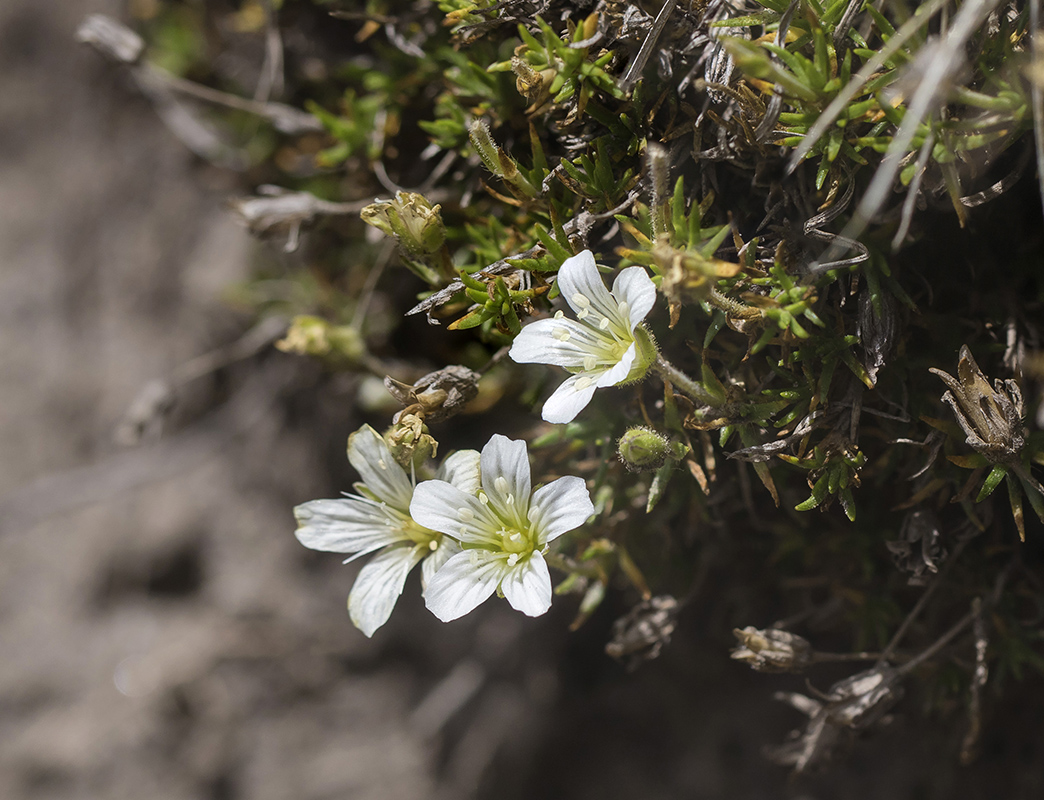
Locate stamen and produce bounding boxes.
[599,318,610,330]
[428,540,439,551]
[509,532,522,542]
[505,494,515,505]
[617,300,629,318]
[554,310,564,319]
[575,376,593,390]
[506,553,519,566]
[583,355,597,371]
[494,476,509,493]
[458,508,475,522]
[571,292,591,308]
[576,308,590,321]
[552,328,571,342]
[479,491,489,504]
[377,459,387,470]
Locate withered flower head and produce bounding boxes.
[361,192,446,259]
[384,365,480,424]
[930,345,1025,464]
[886,509,946,586]
[731,626,813,673]
[605,595,679,670]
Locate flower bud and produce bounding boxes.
[618,427,672,472]
[731,626,813,673]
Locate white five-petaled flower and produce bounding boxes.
[509,249,657,423]
[294,425,481,637]
[411,434,594,621]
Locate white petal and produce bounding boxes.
[501,551,553,617]
[294,498,407,556]
[509,319,612,368]
[528,476,593,543]
[410,480,502,547]
[611,266,656,330]
[348,545,425,637]
[541,373,600,424]
[424,550,504,622]
[556,250,618,321]
[421,537,461,589]
[480,434,531,526]
[595,341,636,388]
[347,425,414,511]
[436,449,482,495]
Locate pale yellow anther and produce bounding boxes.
[458,507,475,522]
[494,476,509,493]
[577,308,590,321]
[552,328,571,342]
[506,494,515,505]
[583,355,597,371]
[509,532,522,542]
[479,491,489,504]
[377,459,387,470]
[599,318,610,330]
[428,540,439,551]
[507,553,520,566]
[571,292,591,308]
[617,300,629,318]
[554,310,564,319]
[575,376,593,390]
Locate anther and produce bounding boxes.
[583,355,597,371]
[458,508,475,522]
[552,328,571,342]
[575,376,593,390]
[577,308,590,321]
[571,292,591,308]
[507,553,519,566]
[599,318,610,330]
[554,310,564,319]
[428,540,439,551]
[494,476,509,493]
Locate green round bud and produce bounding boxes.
[618,427,672,472]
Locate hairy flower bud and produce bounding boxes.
[618,427,672,472]
[731,626,813,673]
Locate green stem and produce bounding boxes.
[652,355,719,407]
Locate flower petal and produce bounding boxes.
[348,544,425,637]
[480,434,531,526]
[421,537,461,589]
[595,341,636,388]
[528,476,593,543]
[436,449,482,495]
[294,498,407,556]
[424,550,504,622]
[541,373,600,424]
[410,480,502,548]
[347,425,414,511]
[611,266,656,330]
[501,551,553,617]
[509,318,612,368]
[556,250,618,321]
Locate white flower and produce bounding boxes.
[411,434,593,621]
[294,425,481,637]
[509,249,657,423]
